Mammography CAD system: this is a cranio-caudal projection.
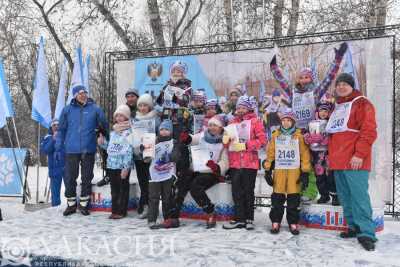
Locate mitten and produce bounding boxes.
[264,170,273,187]
[206,160,221,176]
[222,135,230,145]
[335,42,348,58]
[270,55,277,66]
[299,172,309,191]
[179,131,192,145]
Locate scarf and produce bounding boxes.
[204,130,223,144]
[135,110,157,120]
[280,126,296,136]
[157,135,172,143]
[113,120,131,133]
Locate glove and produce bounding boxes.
[179,131,192,145]
[206,160,221,176]
[299,172,309,191]
[264,169,273,187]
[222,135,230,145]
[139,144,145,152]
[270,55,277,66]
[335,42,348,57]
[231,142,246,152]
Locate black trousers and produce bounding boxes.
[64,153,95,199]
[311,151,337,197]
[108,169,130,216]
[148,178,174,222]
[269,193,301,225]
[230,168,257,222]
[134,160,150,213]
[169,169,193,219]
[190,173,219,214]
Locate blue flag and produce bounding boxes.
[343,43,360,90]
[31,37,52,128]
[83,53,90,96]
[54,58,68,119]
[0,57,14,118]
[67,46,84,104]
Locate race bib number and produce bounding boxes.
[193,115,205,134]
[150,140,176,182]
[292,91,315,128]
[191,141,223,172]
[237,120,251,143]
[326,102,352,133]
[275,136,300,169]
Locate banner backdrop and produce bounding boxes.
[116,37,393,205]
[0,148,26,196]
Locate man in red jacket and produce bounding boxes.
[327,73,377,251]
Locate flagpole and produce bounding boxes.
[11,117,31,199]
[36,123,40,204]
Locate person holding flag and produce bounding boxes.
[56,85,108,216]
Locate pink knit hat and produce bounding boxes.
[208,115,224,128]
[113,104,131,120]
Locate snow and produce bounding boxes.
[1,167,400,266]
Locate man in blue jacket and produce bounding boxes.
[56,85,108,216]
[40,119,65,207]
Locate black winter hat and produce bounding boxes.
[335,73,355,89]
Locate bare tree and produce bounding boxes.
[273,0,284,38]
[31,0,73,70]
[223,0,233,41]
[147,0,166,48]
[288,0,300,36]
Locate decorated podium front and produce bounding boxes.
[89,183,139,212]
[300,204,384,232]
[180,183,235,221]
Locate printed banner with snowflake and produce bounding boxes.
[0,148,26,196]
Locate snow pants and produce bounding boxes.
[334,170,377,241]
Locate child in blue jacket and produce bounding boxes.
[40,119,65,206]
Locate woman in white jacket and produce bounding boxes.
[185,116,229,229]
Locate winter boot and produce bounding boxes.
[301,195,312,205]
[148,222,160,230]
[206,213,217,229]
[245,220,255,230]
[289,224,300,235]
[317,195,330,204]
[358,236,376,251]
[339,227,359,238]
[96,176,110,187]
[270,223,280,234]
[78,196,90,216]
[63,198,77,216]
[331,194,340,206]
[138,205,148,219]
[161,218,180,229]
[222,221,246,230]
[109,214,123,219]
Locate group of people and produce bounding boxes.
[41,41,378,251]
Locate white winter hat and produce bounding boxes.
[137,94,154,109]
[208,115,224,128]
[113,104,131,120]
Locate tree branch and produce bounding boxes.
[32,0,73,70]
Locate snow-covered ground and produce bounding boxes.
[1,167,400,267]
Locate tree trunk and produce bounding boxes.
[223,0,233,41]
[287,0,300,36]
[91,0,136,51]
[375,0,388,27]
[147,0,166,49]
[273,0,284,38]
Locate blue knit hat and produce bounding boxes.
[236,95,253,110]
[272,89,281,97]
[72,85,88,98]
[159,119,173,133]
